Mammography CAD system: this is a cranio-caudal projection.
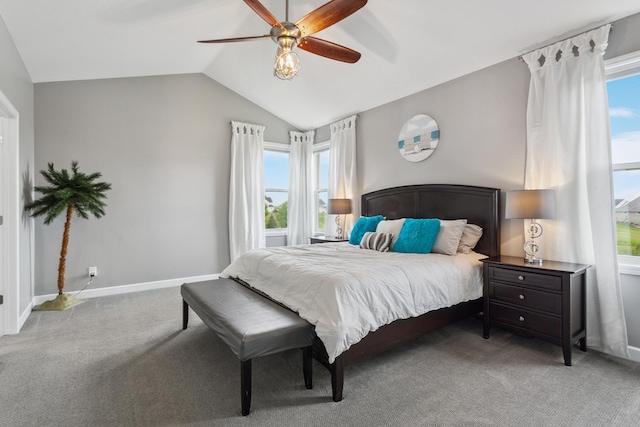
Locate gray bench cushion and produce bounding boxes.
[181,279,315,361]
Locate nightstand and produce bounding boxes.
[309,236,349,244]
[481,256,589,366]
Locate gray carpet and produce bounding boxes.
[1,287,638,427]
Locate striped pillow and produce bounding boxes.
[359,232,394,252]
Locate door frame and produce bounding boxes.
[0,89,20,336]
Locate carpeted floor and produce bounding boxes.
[1,287,638,427]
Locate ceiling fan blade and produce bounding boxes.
[298,37,361,63]
[198,34,272,43]
[295,0,367,38]
[243,0,284,29]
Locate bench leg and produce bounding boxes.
[182,300,189,329]
[241,359,252,416]
[303,346,313,389]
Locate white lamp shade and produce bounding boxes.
[505,189,556,219]
[328,198,352,215]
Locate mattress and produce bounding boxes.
[221,242,486,363]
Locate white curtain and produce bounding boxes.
[229,121,266,262]
[287,130,315,245]
[327,115,358,238]
[523,24,629,358]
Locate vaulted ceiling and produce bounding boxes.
[1,0,639,130]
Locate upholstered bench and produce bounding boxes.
[181,279,315,416]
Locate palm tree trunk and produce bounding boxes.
[57,205,73,295]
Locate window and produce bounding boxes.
[263,139,330,236]
[263,142,289,233]
[605,51,640,274]
[313,140,330,235]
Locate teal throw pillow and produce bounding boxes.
[392,218,441,254]
[349,215,385,245]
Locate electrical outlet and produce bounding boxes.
[88,266,97,277]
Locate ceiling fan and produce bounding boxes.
[198,0,368,80]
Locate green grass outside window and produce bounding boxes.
[616,222,640,256]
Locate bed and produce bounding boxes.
[223,184,500,401]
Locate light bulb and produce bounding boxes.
[274,49,300,80]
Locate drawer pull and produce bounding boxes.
[519,316,525,322]
[519,294,525,300]
[518,275,525,281]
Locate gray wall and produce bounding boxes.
[0,16,35,315]
[34,74,295,295]
[316,57,530,257]
[620,274,640,348]
[605,12,640,349]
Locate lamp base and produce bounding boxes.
[524,230,543,265]
[335,216,343,240]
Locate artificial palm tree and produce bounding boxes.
[26,161,111,310]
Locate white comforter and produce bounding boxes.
[221,242,485,363]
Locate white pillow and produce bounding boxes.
[376,218,406,250]
[432,219,467,255]
[457,224,483,254]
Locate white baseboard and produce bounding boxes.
[628,345,640,363]
[32,274,220,306]
[18,301,34,331]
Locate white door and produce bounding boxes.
[0,116,6,336]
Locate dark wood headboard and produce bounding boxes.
[361,184,500,258]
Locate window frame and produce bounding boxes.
[263,141,290,237]
[312,140,330,236]
[605,49,640,275]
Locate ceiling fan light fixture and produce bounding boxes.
[199,0,367,79]
[274,45,300,80]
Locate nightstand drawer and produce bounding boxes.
[490,302,561,338]
[489,282,562,314]
[490,266,562,291]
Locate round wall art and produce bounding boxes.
[397,114,440,162]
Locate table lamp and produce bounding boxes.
[328,198,352,239]
[505,189,556,264]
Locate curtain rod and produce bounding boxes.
[517,23,613,61]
